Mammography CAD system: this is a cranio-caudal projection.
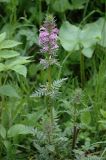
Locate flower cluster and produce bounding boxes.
[39,16,59,55]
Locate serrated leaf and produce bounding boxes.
[0,50,20,59]
[0,124,6,139]
[47,145,55,152]
[0,40,21,49]
[11,65,27,77]
[0,85,20,98]
[7,124,35,137]
[0,32,6,43]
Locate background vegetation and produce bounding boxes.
[0,0,106,159]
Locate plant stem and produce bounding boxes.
[72,105,79,158]
[45,64,54,143]
[47,64,53,125]
[58,51,72,79]
[82,0,90,19]
[10,0,17,25]
[80,53,85,87]
[72,105,77,150]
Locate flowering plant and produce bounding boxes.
[39,15,59,69]
[31,15,67,133]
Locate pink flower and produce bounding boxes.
[39,16,59,54]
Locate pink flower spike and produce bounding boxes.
[39,16,59,54]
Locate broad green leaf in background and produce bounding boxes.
[0,63,5,71]
[71,0,86,9]
[0,32,31,77]
[11,65,27,77]
[0,85,20,98]
[53,0,71,12]
[7,124,35,137]
[0,124,6,139]
[0,32,6,43]
[80,22,101,48]
[96,18,106,47]
[59,21,80,51]
[59,18,103,58]
[0,50,20,59]
[82,47,95,58]
[0,40,21,49]
[5,56,31,67]
[0,0,10,2]
[81,111,91,125]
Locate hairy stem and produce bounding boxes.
[80,53,85,88]
[47,64,53,127]
[72,105,79,157]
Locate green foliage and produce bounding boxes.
[53,0,71,12]
[0,124,6,139]
[71,0,86,10]
[31,78,67,98]
[59,18,106,58]
[0,85,19,98]
[7,124,35,137]
[0,0,106,159]
[80,111,91,125]
[0,32,30,77]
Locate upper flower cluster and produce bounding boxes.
[39,16,59,55]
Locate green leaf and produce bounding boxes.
[0,50,20,59]
[18,28,38,46]
[6,56,30,67]
[100,109,106,118]
[47,145,55,152]
[0,85,20,98]
[59,19,102,58]
[0,0,10,2]
[0,124,6,139]
[81,111,91,125]
[3,140,11,151]
[82,47,95,58]
[96,18,106,47]
[71,0,86,9]
[0,32,6,43]
[53,0,71,12]
[80,22,101,48]
[7,124,35,137]
[11,65,27,77]
[0,40,21,49]
[0,63,5,71]
[59,21,80,51]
